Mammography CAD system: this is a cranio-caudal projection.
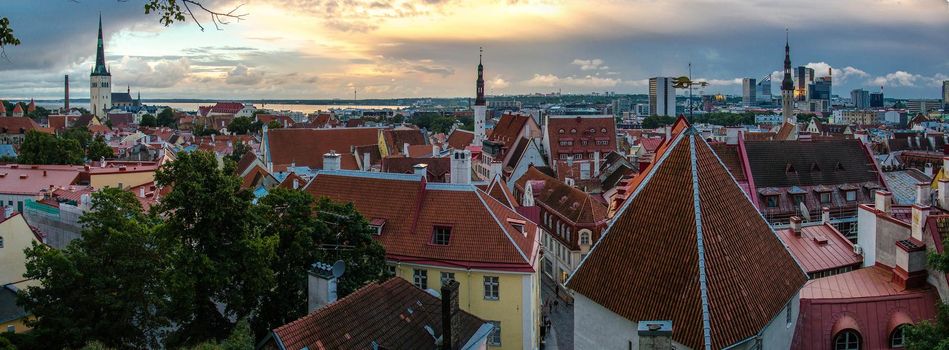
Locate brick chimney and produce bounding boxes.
[790,216,802,236]
[875,190,892,214]
[939,156,949,209]
[637,320,672,350]
[893,239,928,290]
[911,183,930,242]
[440,280,461,350]
[323,150,341,171]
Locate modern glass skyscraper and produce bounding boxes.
[649,77,676,116]
[742,78,757,107]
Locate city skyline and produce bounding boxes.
[1,0,948,100]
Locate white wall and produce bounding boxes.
[507,140,547,192]
[856,206,878,267]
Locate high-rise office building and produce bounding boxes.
[794,66,814,101]
[943,80,949,110]
[851,89,870,109]
[870,92,884,108]
[742,78,757,107]
[757,75,772,105]
[648,77,676,116]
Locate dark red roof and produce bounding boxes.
[488,114,531,145]
[775,224,862,274]
[108,113,134,128]
[209,102,244,114]
[546,115,617,158]
[446,129,474,150]
[47,115,78,131]
[304,171,538,271]
[270,277,488,350]
[256,114,295,127]
[380,156,451,182]
[487,176,518,209]
[0,117,40,134]
[383,128,426,155]
[567,126,808,350]
[264,128,381,171]
[514,166,607,225]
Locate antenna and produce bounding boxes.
[331,260,346,278]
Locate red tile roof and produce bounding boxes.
[0,117,40,134]
[0,165,81,196]
[775,224,862,275]
[383,128,426,155]
[486,176,518,209]
[546,115,617,159]
[446,129,474,150]
[256,114,295,128]
[265,128,382,172]
[270,277,487,350]
[514,166,607,226]
[380,156,451,182]
[638,137,664,152]
[208,102,244,114]
[47,115,78,131]
[792,265,939,350]
[488,114,531,145]
[567,125,808,350]
[304,171,538,271]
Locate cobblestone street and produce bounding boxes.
[541,276,573,350]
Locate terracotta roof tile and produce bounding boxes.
[0,117,40,134]
[265,128,382,171]
[567,125,807,350]
[446,129,474,150]
[271,277,487,350]
[380,156,451,182]
[514,166,607,225]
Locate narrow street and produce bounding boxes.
[541,276,573,350]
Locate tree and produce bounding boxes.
[155,151,275,346]
[17,130,84,165]
[266,120,282,129]
[88,135,115,160]
[26,106,50,121]
[157,108,177,128]
[313,198,389,296]
[226,142,251,164]
[251,189,320,337]
[140,114,158,127]
[641,115,676,128]
[905,237,949,348]
[62,126,93,149]
[18,188,166,349]
[228,116,254,135]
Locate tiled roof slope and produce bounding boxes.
[271,277,487,350]
[488,114,530,145]
[567,126,807,350]
[305,171,538,271]
[743,139,879,188]
[446,129,474,149]
[383,128,426,154]
[265,128,381,171]
[514,166,607,225]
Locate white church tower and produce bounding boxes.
[472,47,486,146]
[90,15,112,118]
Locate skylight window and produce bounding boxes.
[432,226,452,245]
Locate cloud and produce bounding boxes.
[226,64,264,85]
[113,57,192,88]
[409,63,454,77]
[522,74,620,88]
[490,75,509,89]
[572,58,608,71]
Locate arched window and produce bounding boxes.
[833,330,860,350]
[890,324,908,348]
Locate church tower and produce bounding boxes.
[781,30,795,124]
[472,47,486,146]
[90,14,112,118]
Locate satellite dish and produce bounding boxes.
[332,260,346,278]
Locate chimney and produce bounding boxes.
[593,151,601,177]
[440,280,461,350]
[140,187,145,197]
[362,151,371,171]
[821,207,830,224]
[924,163,934,178]
[725,127,740,145]
[267,161,273,173]
[403,142,410,156]
[939,157,949,209]
[64,75,69,111]
[307,261,342,313]
[293,178,300,190]
[911,183,930,242]
[414,163,428,177]
[875,190,892,214]
[433,144,440,156]
[893,239,928,290]
[790,216,802,236]
[323,150,341,171]
[450,149,471,184]
[637,320,673,350]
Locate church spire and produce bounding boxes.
[781,29,793,92]
[475,47,485,106]
[92,14,110,76]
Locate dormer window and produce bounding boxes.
[432,225,452,245]
[570,128,577,134]
[819,192,832,204]
[844,190,856,202]
[765,195,779,208]
[558,129,565,134]
[369,218,386,236]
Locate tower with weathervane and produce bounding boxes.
[90,15,112,118]
[781,30,795,124]
[472,48,486,146]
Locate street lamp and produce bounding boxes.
[671,63,708,124]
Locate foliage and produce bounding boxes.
[412,112,470,134]
[266,120,282,129]
[906,302,949,350]
[313,198,390,296]
[140,114,158,127]
[157,108,177,128]
[62,126,93,149]
[155,151,276,346]
[183,319,254,350]
[641,115,676,128]
[0,336,13,350]
[18,188,166,349]
[17,130,84,165]
[88,135,115,161]
[192,124,219,136]
[226,142,252,164]
[228,116,254,135]
[26,106,50,121]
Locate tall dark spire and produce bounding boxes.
[475,47,485,106]
[92,14,110,76]
[781,29,793,92]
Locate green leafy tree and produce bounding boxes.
[183,319,254,350]
[88,135,115,160]
[18,188,166,349]
[226,142,251,164]
[314,198,389,296]
[641,115,677,128]
[0,336,14,350]
[26,106,50,121]
[17,130,84,165]
[228,116,254,135]
[266,120,282,129]
[61,126,93,149]
[140,114,158,127]
[157,108,177,128]
[155,151,275,346]
[905,237,949,348]
[251,189,320,337]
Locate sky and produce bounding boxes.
[1,0,948,100]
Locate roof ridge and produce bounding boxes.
[688,132,713,350]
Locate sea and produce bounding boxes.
[34,101,406,114]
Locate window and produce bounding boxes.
[413,269,428,289]
[820,192,832,204]
[891,325,907,348]
[487,321,501,346]
[510,223,525,235]
[792,194,805,207]
[386,264,396,276]
[785,302,792,326]
[570,128,577,134]
[484,276,499,300]
[559,154,569,160]
[558,129,564,134]
[580,232,590,245]
[833,330,860,350]
[432,226,451,245]
[601,128,608,133]
[559,140,573,146]
[596,140,609,146]
[765,195,778,208]
[5,325,13,333]
[0,236,3,249]
[441,272,455,284]
[845,190,856,202]
[575,153,583,160]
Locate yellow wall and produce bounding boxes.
[378,132,390,158]
[0,215,38,285]
[90,171,155,190]
[393,263,538,350]
[0,316,32,334]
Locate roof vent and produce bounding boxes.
[812,235,829,245]
[19,174,27,179]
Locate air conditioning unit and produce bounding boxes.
[853,244,863,255]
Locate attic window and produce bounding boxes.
[369,218,386,235]
[507,219,527,236]
[432,225,452,245]
[571,128,577,134]
[558,129,565,134]
[601,128,608,133]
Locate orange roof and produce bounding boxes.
[0,165,81,196]
[304,171,538,271]
[0,117,41,134]
[775,224,862,274]
[265,128,381,171]
[446,129,474,149]
[567,124,807,350]
[514,166,607,225]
